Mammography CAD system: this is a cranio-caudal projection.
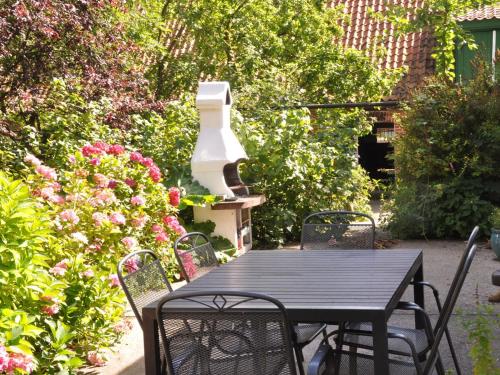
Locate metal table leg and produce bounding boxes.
[143,307,162,375]
[372,315,389,374]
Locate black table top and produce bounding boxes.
[157,249,422,323]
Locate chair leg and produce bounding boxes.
[333,322,346,375]
[445,326,462,375]
[348,346,358,375]
[435,352,445,375]
[295,346,306,375]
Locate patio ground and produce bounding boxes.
[81,203,500,374]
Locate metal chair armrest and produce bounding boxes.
[410,281,443,311]
[396,301,434,341]
[307,341,335,375]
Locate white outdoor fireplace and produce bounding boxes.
[191,81,265,252]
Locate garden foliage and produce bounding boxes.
[236,109,374,247]
[0,1,402,371]
[385,62,500,238]
[1,143,188,373]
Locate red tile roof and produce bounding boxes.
[457,5,500,21]
[328,0,435,99]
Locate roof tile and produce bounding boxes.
[328,0,435,99]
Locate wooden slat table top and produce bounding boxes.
[157,249,422,322]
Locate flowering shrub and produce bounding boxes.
[0,173,79,373]
[11,142,186,372]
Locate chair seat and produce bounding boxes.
[329,350,437,375]
[343,322,430,356]
[294,323,326,345]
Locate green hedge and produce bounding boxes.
[384,61,500,238]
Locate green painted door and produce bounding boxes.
[455,30,494,81]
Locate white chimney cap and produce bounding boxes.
[196,81,232,109]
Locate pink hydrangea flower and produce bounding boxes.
[49,182,61,191]
[24,153,42,166]
[48,195,65,204]
[49,258,70,276]
[149,166,161,183]
[109,274,120,288]
[109,212,126,225]
[82,269,94,278]
[155,231,169,243]
[40,186,55,199]
[124,256,139,273]
[55,259,69,269]
[6,352,35,373]
[174,224,187,236]
[168,187,181,207]
[35,165,57,180]
[93,173,109,188]
[121,236,138,249]
[50,265,66,276]
[60,209,79,225]
[141,157,155,168]
[0,345,9,372]
[129,151,144,163]
[86,242,103,253]
[151,224,163,233]
[108,144,125,155]
[42,303,60,316]
[66,193,82,202]
[180,252,198,280]
[71,232,88,244]
[93,141,110,153]
[87,351,106,367]
[81,144,104,157]
[131,215,148,228]
[90,158,101,166]
[92,212,108,226]
[91,190,116,206]
[162,216,178,226]
[124,178,136,188]
[130,195,146,206]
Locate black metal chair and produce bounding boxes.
[300,211,376,250]
[404,225,479,375]
[175,232,327,363]
[117,250,173,374]
[174,232,220,283]
[117,250,173,327]
[310,244,479,375]
[157,290,332,375]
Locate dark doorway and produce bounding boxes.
[358,122,394,182]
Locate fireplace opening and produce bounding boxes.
[223,158,249,197]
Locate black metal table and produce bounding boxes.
[143,249,424,374]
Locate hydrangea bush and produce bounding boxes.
[5,142,186,372]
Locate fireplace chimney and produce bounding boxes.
[191,81,265,252]
[191,82,247,198]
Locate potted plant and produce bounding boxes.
[490,207,500,259]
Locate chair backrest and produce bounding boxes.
[300,211,376,250]
[423,244,478,374]
[156,291,299,375]
[174,232,219,282]
[117,250,172,329]
[447,226,479,291]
